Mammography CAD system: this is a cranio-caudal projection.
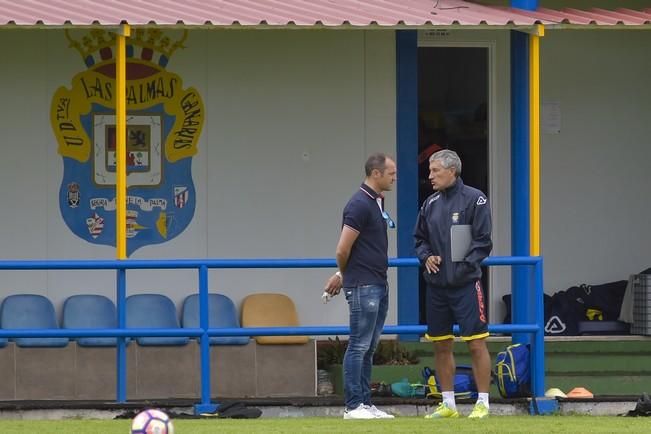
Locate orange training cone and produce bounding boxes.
[566,387,594,399]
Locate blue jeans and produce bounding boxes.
[343,284,389,410]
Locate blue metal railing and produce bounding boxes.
[0,255,544,414]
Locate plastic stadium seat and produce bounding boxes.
[240,293,309,345]
[0,294,69,347]
[126,294,189,346]
[182,293,250,345]
[62,294,121,347]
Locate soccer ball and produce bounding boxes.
[131,409,175,434]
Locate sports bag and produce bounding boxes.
[494,343,530,398]
[422,365,478,399]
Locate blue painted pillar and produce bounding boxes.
[116,268,127,402]
[510,31,532,345]
[396,30,419,340]
[510,0,538,10]
[195,265,217,415]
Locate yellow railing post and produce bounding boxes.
[115,24,130,259]
[529,24,544,256]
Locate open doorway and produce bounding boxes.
[417,46,490,324]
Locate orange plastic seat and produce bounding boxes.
[241,293,309,345]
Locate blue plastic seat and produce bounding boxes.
[182,293,250,345]
[62,294,121,347]
[126,294,188,346]
[0,294,69,347]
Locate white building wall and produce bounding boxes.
[0,27,648,329]
[540,29,651,293]
[200,30,397,328]
[0,29,396,328]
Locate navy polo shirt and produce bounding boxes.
[341,183,389,287]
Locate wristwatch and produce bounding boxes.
[335,271,343,280]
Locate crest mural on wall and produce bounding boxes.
[51,29,204,255]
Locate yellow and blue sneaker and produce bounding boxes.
[425,402,459,419]
[468,402,489,419]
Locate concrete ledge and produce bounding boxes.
[0,339,317,400]
[15,346,76,400]
[210,342,257,397]
[256,341,316,397]
[0,396,639,419]
[132,345,198,399]
[0,345,15,400]
[75,346,131,400]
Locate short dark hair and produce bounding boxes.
[365,153,389,176]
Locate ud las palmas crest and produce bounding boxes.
[51,29,204,255]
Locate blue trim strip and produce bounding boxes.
[511,31,531,345]
[510,0,538,10]
[0,256,537,270]
[0,323,540,338]
[395,30,419,336]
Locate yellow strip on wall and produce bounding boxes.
[116,24,130,260]
[529,25,544,256]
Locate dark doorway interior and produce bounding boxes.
[417,46,490,324]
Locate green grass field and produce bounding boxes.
[0,416,647,433]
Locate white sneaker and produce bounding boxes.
[343,404,376,419]
[366,404,395,419]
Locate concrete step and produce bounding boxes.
[323,337,651,396]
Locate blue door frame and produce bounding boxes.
[395,30,419,339]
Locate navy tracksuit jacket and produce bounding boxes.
[414,177,493,288]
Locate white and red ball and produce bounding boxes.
[131,409,175,434]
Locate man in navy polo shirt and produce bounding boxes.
[324,152,397,420]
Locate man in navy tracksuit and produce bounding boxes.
[414,149,492,419]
